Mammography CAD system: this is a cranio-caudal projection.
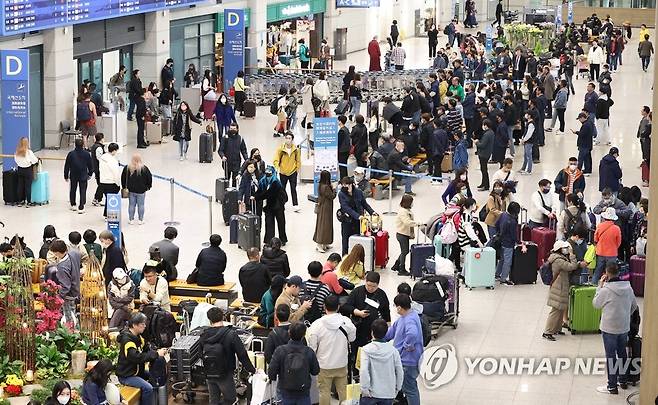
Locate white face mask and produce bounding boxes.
[57,395,70,405]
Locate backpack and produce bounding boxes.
[202,327,231,378]
[439,216,458,244]
[301,44,310,59]
[144,305,178,348]
[303,283,325,324]
[270,96,282,115]
[564,209,585,237]
[280,346,310,392]
[443,25,450,35]
[129,268,144,298]
[540,262,553,285]
[77,101,92,121]
[420,314,432,347]
[411,275,449,303]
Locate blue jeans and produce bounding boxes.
[350,97,361,117]
[495,246,514,281]
[398,175,415,193]
[401,365,420,405]
[487,225,496,240]
[128,192,146,221]
[119,376,153,405]
[178,139,189,156]
[641,55,651,70]
[609,53,619,71]
[578,148,592,174]
[593,255,617,284]
[602,332,628,389]
[127,98,135,119]
[360,398,394,405]
[281,394,311,405]
[587,113,598,138]
[521,143,533,173]
[507,126,515,156]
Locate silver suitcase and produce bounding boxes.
[349,234,375,273]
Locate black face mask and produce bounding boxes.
[254,155,262,161]
[228,130,238,136]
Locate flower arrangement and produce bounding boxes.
[35,280,64,334]
[503,22,556,54]
[1,375,24,396]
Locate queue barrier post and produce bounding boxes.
[382,170,397,216]
[202,195,213,247]
[164,177,180,227]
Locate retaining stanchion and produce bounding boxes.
[202,195,213,247]
[382,170,397,216]
[164,177,180,227]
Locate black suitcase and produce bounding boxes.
[244,100,256,118]
[216,178,229,203]
[2,169,20,205]
[238,210,261,250]
[626,335,641,385]
[229,215,239,244]
[510,242,539,284]
[199,132,213,163]
[222,188,239,225]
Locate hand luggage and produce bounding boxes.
[630,255,646,275]
[410,231,435,280]
[626,336,642,385]
[630,272,645,297]
[222,188,239,225]
[199,132,213,163]
[372,230,389,268]
[641,160,649,183]
[441,152,453,172]
[31,171,50,205]
[238,202,261,250]
[510,221,538,284]
[334,100,350,116]
[530,219,556,268]
[229,215,239,244]
[568,285,602,334]
[463,247,496,289]
[161,118,171,136]
[433,234,451,259]
[3,169,20,205]
[349,234,375,273]
[216,162,229,202]
[243,100,256,118]
[146,121,163,144]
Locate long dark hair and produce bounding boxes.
[319,170,331,186]
[48,381,71,404]
[270,275,286,303]
[85,359,114,389]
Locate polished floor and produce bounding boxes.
[3,25,653,405]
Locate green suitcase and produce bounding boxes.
[568,285,602,334]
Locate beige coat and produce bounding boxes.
[395,207,416,237]
[484,194,507,227]
[313,184,336,245]
[546,252,579,310]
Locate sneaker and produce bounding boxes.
[397,270,411,276]
[546,128,553,132]
[316,245,326,253]
[70,205,77,211]
[583,173,591,177]
[179,156,184,161]
[294,207,301,213]
[128,220,135,225]
[542,333,556,341]
[642,181,649,187]
[92,200,100,207]
[405,191,416,196]
[596,386,618,395]
[619,382,628,390]
[502,280,515,285]
[78,208,85,214]
[138,220,145,225]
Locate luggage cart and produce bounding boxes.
[429,272,460,335]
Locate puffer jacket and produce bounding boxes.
[99,153,121,186]
[546,251,579,310]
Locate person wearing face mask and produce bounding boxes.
[213,93,238,141]
[484,181,509,239]
[554,157,586,212]
[44,381,74,405]
[475,119,494,191]
[160,58,174,89]
[592,207,623,284]
[184,63,199,87]
[557,193,592,242]
[387,140,416,195]
[495,202,523,285]
[99,230,127,287]
[457,198,485,267]
[528,179,555,229]
[587,41,605,81]
[441,168,472,205]
[542,240,583,341]
[338,177,376,255]
[273,132,302,212]
[219,123,248,187]
[255,166,288,245]
[98,142,121,218]
[173,101,202,161]
[108,268,136,328]
[239,160,259,209]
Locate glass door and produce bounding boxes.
[78,54,104,95]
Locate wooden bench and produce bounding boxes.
[369,178,391,186]
[120,386,140,405]
[168,280,238,312]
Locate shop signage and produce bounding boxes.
[312,117,339,196]
[106,193,122,247]
[336,0,380,7]
[0,49,30,170]
[267,0,326,23]
[567,1,573,24]
[224,9,245,92]
[282,3,311,16]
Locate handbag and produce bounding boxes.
[338,278,355,291]
[121,169,129,198]
[186,268,199,284]
[336,208,349,223]
[229,87,235,97]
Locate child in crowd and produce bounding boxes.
[83,229,103,262]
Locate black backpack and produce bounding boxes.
[411,275,449,303]
[281,346,310,392]
[270,96,283,115]
[420,314,432,347]
[203,327,231,378]
[564,209,585,237]
[144,305,178,348]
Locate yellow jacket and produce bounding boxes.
[639,28,650,42]
[273,144,301,176]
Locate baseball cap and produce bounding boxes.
[577,112,588,120]
[286,275,303,287]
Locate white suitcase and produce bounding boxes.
[300,158,314,183]
[146,121,163,144]
[348,234,375,274]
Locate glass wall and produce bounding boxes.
[170,15,217,92]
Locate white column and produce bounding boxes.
[133,11,170,87]
[42,26,75,148]
[248,0,267,65]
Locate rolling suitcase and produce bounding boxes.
[3,169,20,205]
[410,230,435,280]
[510,222,538,284]
[199,132,213,163]
[229,215,239,244]
[433,234,451,259]
[216,162,229,202]
[530,219,556,268]
[641,160,649,184]
[222,188,239,225]
[238,201,261,250]
[146,121,163,144]
[243,100,256,118]
[463,247,496,289]
[626,335,642,385]
[517,208,532,241]
[31,171,50,205]
[371,230,389,268]
[630,255,646,296]
[349,234,375,273]
[568,285,602,334]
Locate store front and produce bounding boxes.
[266,0,326,66]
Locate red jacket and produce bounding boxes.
[594,221,622,257]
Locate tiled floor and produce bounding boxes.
[3,25,651,404]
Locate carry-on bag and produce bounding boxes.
[463,246,496,290]
[530,218,557,268]
[568,285,602,334]
[349,234,375,273]
[510,222,538,284]
[441,151,453,172]
[372,230,389,269]
[199,132,213,163]
[229,215,239,244]
[216,161,229,202]
[2,169,20,205]
[31,170,50,205]
[630,255,646,296]
[238,201,261,251]
[410,229,435,280]
[222,188,239,225]
[146,121,163,144]
[244,100,256,118]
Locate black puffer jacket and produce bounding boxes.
[116,329,158,378]
[121,166,153,194]
[260,247,291,278]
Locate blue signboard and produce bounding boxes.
[312,117,339,196]
[336,0,380,7]
[556,4,563,27]
[567,1,573,24]
[485,25,493,53]
[1,49,30,170]
[224,9,245,93]
[106,193,122,247]
[1,0,210,36]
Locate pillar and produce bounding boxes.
[248,0,267,65]
[640,7,658,403]
[42,26,75,148]
[133,11,170,88]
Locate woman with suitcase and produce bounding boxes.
[173,101,201,161]
[233,70,248,117]
[393,194,418,276]
[14,137,39,207]
[255,166,288,246]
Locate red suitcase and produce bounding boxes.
[530,219,556,269]
[372,230,390,268]
[641,160,650,184]
[630,272,645,297]
[630,255,646,274]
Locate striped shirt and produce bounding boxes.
[303,279,332,315]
